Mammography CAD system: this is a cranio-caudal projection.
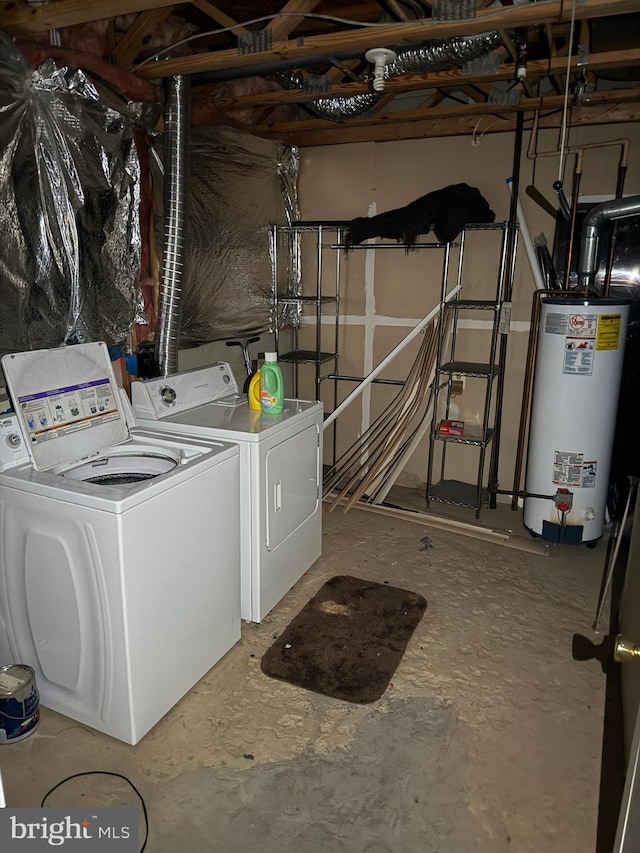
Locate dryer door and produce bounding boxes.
[265,423,320,551]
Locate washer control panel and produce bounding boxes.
[0,414,29,472]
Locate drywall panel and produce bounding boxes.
[298,123,640,501]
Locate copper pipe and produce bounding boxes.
[564,150,583,290]
[510,287,574,511]
[527,113,629,165]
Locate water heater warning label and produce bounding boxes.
[562,312,598,375]
[596,314,622,350]
[564,339,594,374]
[560,312,623,373]
[553,451,596,487]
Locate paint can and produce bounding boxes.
[0,664,40,744]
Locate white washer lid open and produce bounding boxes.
[1,342,129,472]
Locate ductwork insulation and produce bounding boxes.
[155,75,190,377]
[276,31,502,120]
[0,33,142,354]
[152,126,299,346]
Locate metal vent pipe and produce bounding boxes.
[155,75,190,377]
[578,195,640,293]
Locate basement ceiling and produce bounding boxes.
[1,0,639,146]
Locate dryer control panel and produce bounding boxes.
[0,414,29,471]
[132,363,241,420]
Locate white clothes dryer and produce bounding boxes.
[0,343,241,745]
[131,363,323,622]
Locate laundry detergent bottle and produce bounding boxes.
[248,369,261,411]
[260,353,284,414]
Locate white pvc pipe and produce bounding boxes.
[506,177,546,291]
[323,284,460,430]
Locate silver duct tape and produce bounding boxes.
[153,127,299,345]
[276,32,502,120]
[0,33,141,353]
[156,75,190,377]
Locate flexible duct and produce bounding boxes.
[276,31,502,120]
[156,75,190,377]
[578,195,640,293]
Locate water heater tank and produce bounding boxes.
[524,296,629,544]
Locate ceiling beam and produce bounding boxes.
[112,7,176,69]
[326,58,361,83]
[256,86,640,142]
[458,84,490,103]
[265,97,640,146]
[189,1,249,34]
[0,0,379,34]
[128,0,639,80]
[196,48,640,111]
[0,0,180,34]
[264,0,323,42]
[413,90,446,110]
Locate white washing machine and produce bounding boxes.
[131,363,323,622]
[0,343,241,745]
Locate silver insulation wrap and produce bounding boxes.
[277,32,502,120]
[0,33,141,354]
[153,126,299,345]
[155,75,190,377]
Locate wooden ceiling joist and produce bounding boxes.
[270,100,639,146]
[0,0,180,34]
[196,49,640,112]
[126,0,639,80]
[189,0,249,34]
[257,87,640,146]
[113,7,176,69]
[263,0,322,42]
[0,0,636,148]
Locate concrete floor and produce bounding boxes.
[0,494,608,852]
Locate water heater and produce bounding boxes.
[524,296,629,544]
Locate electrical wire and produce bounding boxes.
[471,116,496,146]
[133,3,565,71]
[40,771,149,852]
[568,103,624,124]
[464,107,560,146]
[133,12,404,69]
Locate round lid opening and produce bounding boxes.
[59,450,180,485]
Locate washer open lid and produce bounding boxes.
[1,342,129,472]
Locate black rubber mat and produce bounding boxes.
[261,575,427,703]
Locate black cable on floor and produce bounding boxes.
[40,771,149,852]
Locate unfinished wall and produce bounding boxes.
[296,123,640,503]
